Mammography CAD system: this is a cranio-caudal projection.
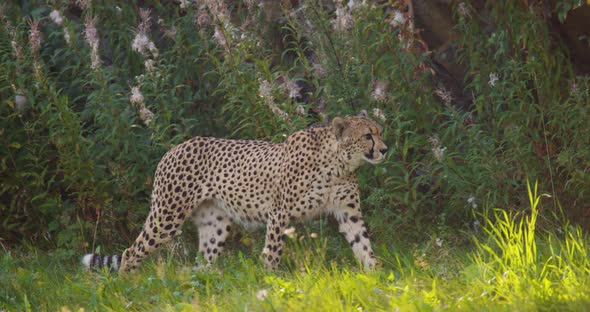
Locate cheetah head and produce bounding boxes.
[332,110,388,169]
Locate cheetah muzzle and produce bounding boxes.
[82,111,388,272]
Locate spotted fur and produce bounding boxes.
[82,112,388,272]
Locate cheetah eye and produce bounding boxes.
[364,134,372,140]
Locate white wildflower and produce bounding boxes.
[90,48,101,70]
[195,8,211,28]
[259,79,288,121]
[256,289,269,300]
[144,59,155,73]
[50,10,64,26]
[284,227,296,239]
[132,32,151,55]
[281,77,301,99]
[435,238,443,247]
[139,106,154,126]
[135,74,146,83]
[11,40,22,61]
[390,11,406,28]
[428,135,440,147]
[178,0,191,9]
[213,26,227,49]
[434,88,453,106]
[84,16,101,69]
[28,19,41,58]
[371,80,389,102]
[15,91,27,112]
[138,8,152,33]
[148,41,158,57]
[333,0,353,33]
[296,105,305,116]
[333,7,353,32]
[129,85,155,128]
[347,0,355,9]
[397,32,411,49]
[488,73,499,87]
[76,0,91,11]
[372,108,386,122]
[63,29,71,45]
[84,16,98,48]
[433,147,446,162]
[467,195,478,209]
[428,135,446,162]
[205,0,229,21]
[570,81,579,95]
[131,8,158,57]
[457,2,471,18]
[259,79,273,100]
[130,86,144,106]
[310,232,318,239]
[163,26,177,40]
[270,103,289,120]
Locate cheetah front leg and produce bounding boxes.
[329,184,377,270]
[262,212,288,270]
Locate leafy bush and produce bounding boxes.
[0,2,222,249]
[0,0,588,254]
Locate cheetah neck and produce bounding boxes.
[312,126,359,177]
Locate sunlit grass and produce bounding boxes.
[2,186,589,311]
[467,181,590,310]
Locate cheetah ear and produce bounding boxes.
[357,110,368,118]
[332,117,350,139]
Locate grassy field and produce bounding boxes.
[1,186,589,311]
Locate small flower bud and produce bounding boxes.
[50,10,64,26]
[296,105,305,116]
[139,107,154,126]
[130,86,144,106]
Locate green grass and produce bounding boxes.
[1,185,589,311]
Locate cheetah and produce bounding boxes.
[82,111,388,272]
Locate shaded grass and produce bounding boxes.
[1,185,589,311]
[0,246,463,311]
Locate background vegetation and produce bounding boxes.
[1,0,589,310]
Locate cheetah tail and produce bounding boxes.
[81,253,121,271]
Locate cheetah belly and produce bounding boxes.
[212,198,270,229]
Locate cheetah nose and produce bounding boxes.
[380,147,389,155]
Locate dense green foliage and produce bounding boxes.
[1,1,223,249]
[2,0,586,249]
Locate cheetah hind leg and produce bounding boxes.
[191,200,231,270]
[119,202,192,273]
